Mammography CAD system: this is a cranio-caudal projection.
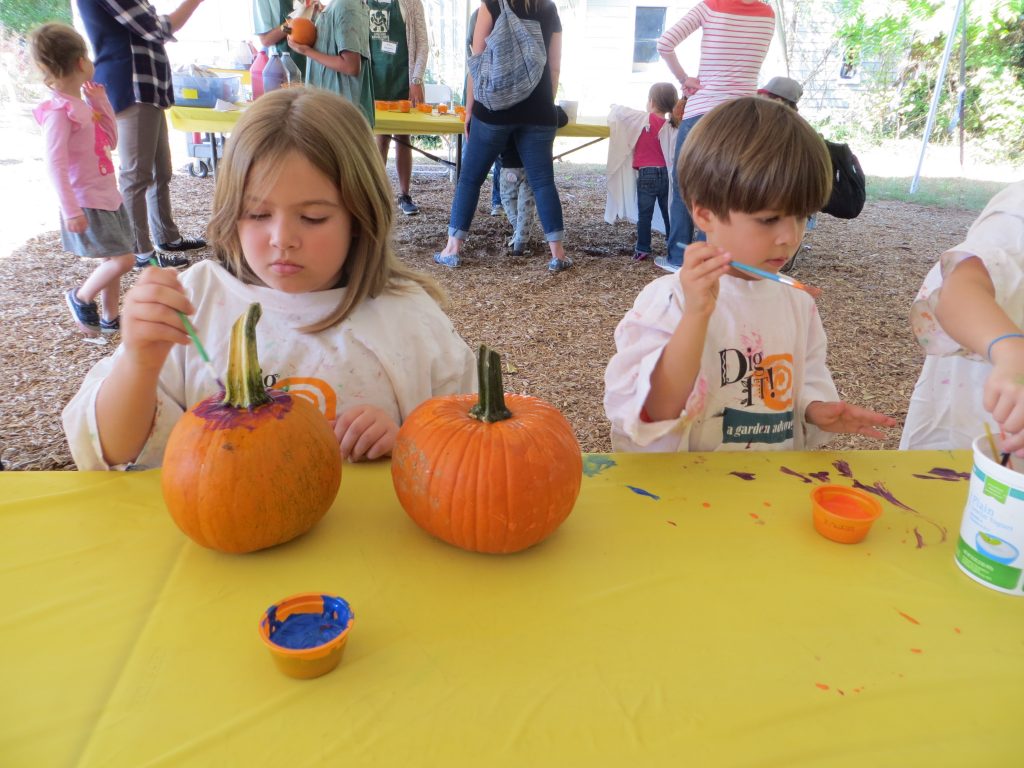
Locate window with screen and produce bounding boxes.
[633,7,666,72]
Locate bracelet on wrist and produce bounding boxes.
[986,332,1024,362]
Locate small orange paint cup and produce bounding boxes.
[259,592,354,679]
[397,99,412,113]
[437,104,449,114]
[811,485,882,544]
[374,100,387,111]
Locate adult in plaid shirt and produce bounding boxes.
[77,0,208,269]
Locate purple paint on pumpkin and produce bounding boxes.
[809,471,831,483]
[780,466,813,483]
[833,460,854,478]
[193,390,294,431]
[730,471,756,481]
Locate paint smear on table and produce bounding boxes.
[583,455,617,477]
[815,682,829,691]
[912,467,970,481]
[730,471,756,480]
[809,471,831,483]
[780,466,813,483]
[626,485,660,500]
[749,512,765,525]
[666,520,677,527]
[897,610,920,625]
[910,648,923,654]
[833,460,854,478]
[913,528,925,548]
[852,479,916,511]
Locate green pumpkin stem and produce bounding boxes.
[469,344,512,423]
[222,303,272,409]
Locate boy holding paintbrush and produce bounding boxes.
[604,97,896,452]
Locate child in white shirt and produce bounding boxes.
[63,88,476,469]
[604,97,896,452]
[901,181,1024,453]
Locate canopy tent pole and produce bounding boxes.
[909,0,965,194]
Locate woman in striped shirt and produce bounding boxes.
[655,0,775,273]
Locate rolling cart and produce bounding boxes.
[185,131,226,178]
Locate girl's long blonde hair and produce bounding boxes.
[28,23,87,87]
[206,87,444,332]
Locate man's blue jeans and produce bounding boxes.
[448,119,563,242]
[635,166,669,255]
[666,114,704,266]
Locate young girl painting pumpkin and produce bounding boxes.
[63,88,476,470]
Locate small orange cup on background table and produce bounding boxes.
[811,486,882,544]
[396,99,412,113]
[374,100,387,111]
[437,104,449,114]
[258,592,354,679]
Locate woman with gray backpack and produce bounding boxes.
[434,0,571,273]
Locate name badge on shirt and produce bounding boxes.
[380,40,398,54]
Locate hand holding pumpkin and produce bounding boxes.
[332,404,398,462]
[120,266,195,371]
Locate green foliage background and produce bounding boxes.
[833,0,1024,160]
[1,0,72,34]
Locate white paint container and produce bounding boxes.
[956,437,1024,595]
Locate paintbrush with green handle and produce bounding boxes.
[147,257,224,390]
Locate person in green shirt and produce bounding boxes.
[289,0,374,126]
[369,0,428,216]
[253,0,311,77]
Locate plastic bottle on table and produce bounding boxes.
[262,51,286,93]
[249,48,268,99]
[280,52,303,87]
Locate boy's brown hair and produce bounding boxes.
[28,23,88,86]
[678,97,831,220]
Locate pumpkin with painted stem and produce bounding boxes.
[391,345,582,553]
[162,303,341,553]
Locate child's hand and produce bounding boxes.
[805,401,898,438]
[65,214,88,234]
[984,346,1024,452]
[82,81,105,99]
[678,242,730,318]
[332,405,398,462]
[120,266,195,372]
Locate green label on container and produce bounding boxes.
[983,476,1010,503]
[956,537,1022,589]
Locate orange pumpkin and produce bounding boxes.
[162,303,341,553]
[285,17,317,47]
[391,345,582,553]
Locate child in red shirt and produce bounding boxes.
[632,83,679,260]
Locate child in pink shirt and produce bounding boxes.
[30,23,135,336]
[631,82,680,261]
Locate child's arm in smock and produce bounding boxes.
[935,254,1024,451]
[94,267,194,465]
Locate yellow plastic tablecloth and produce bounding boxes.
[167,104,608,139]
[3,451,1020,766]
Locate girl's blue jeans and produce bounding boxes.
[667,114,705,265]
[635,166,669,254]
[448,119,563,242]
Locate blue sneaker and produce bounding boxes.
[433,252,460,268]
[547,256,573,273]
[65,289,100,335]
[654,256,680,273]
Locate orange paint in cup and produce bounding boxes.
[811,485,882,544]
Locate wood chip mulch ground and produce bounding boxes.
[0,163,976,470]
